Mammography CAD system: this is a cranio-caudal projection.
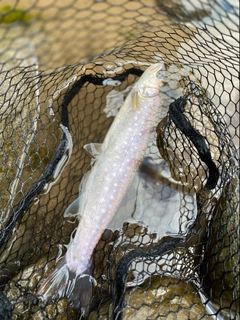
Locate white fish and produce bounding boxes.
[37,63,167,315]
[198,291,225,320]
[192,275,225,320]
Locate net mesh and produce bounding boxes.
[0,0,239,319]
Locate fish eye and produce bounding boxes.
[139,86,159,97]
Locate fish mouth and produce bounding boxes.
[147,63,163,75]
[146,62,166,81]
[156,69,163,78]
[155,62,166,77]
[156,66,167,79]
[155,65,168,87]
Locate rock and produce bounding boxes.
[89,276,213,320]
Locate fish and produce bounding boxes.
[198,290,225,320]
[192,274,225,320]
[37,62,167,316]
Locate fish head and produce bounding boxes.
[136,62,167,99]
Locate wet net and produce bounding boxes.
[0,0,239,319]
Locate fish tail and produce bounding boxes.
[37,256,96,317]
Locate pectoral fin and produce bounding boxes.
[84,143,102,159]
[63,197,80,218]
[132,91,139,109]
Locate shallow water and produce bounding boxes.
[0,1,239,319]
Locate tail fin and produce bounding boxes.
[37,256,96,317]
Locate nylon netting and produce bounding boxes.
[0,1,239,319]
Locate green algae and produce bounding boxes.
[0,5,38,24]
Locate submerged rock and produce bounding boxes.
[89,276,213,320]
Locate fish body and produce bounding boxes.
[198,290,225,320]
[37,63,166,312]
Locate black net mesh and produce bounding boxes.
[0,1,239,319]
